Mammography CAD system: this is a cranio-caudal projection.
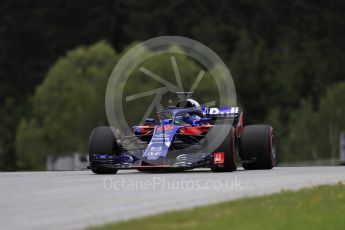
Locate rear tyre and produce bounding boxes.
[240,125,276,170]
[89,126,120,174]
[205,125,238,172]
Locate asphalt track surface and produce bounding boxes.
[1,167,345,230]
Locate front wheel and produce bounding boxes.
[89,126,120,174]
[240,125,276,170]
[91,167,118,174]
[204,125,238,172]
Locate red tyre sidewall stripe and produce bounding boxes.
[231,128,238,168]
[269,127,276,166]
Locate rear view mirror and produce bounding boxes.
[200,117,212,123]
[145,118,155,124]
[162,119,173,125]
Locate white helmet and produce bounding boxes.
[176,99,201,111]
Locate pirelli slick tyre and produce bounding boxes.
[91,167,118,174]
[205,125,238,172]
[240,125,276,170]
[89,126,120,174]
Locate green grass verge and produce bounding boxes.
[89,182,345,230]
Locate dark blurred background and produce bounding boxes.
[1,0,344,170]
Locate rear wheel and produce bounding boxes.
[205,125,238,172]
[240,125,276,170]
[89,126,120,174]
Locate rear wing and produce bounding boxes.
[202,107,242,128]
[202,107,241,118]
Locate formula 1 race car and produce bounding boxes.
[88,93,276,174]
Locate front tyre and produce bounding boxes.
[91,167,118,174]
[89,126,120,174]
[205,125,238,172]
[240,125,276,170]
